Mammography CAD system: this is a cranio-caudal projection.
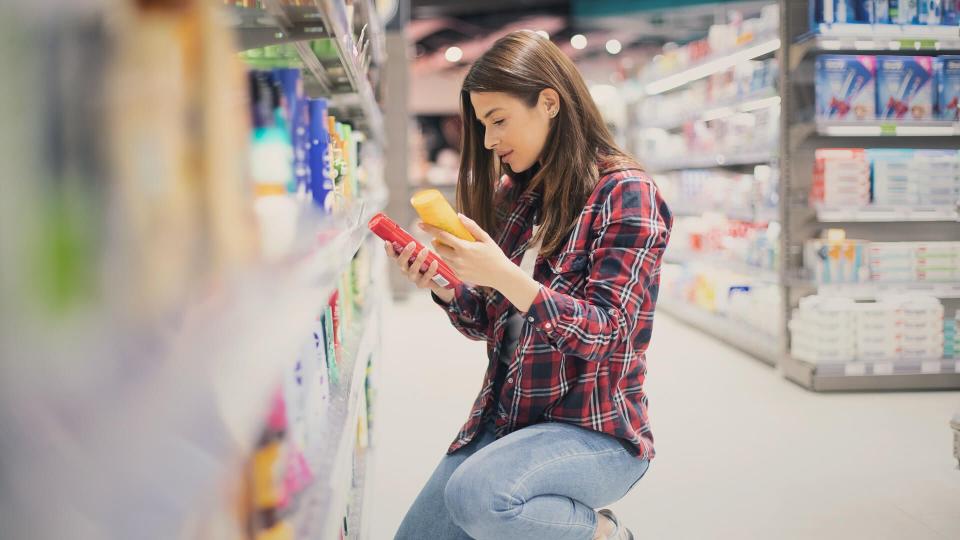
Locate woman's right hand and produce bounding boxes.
[383,240,455,304]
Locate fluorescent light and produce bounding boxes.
[444,46,463,63]
[606,39,622,55]
[536,30,550,40]
[645,38,781,96]
[739,95,781,112]
[571,34,587,50]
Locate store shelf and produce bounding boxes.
[665,251,780,285]
[642,37,781,96]
[658,298,781,366]
[797,120,960,140]
[815,205,960,223]
[642,90,780,131]
[262,0,386,145]
[671,205,779,223]
[811,281,960,300]
[292,284,381,538]
[226,5,294,51]
[790,24,960,71]
[647,150,776,173]
[782,355,960,391]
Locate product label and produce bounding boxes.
[431,274,451,288]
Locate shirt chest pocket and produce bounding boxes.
[545,249,589,293]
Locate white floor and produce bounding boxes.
[367,291,960,540]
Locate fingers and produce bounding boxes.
[415,260,440,289]
[433,241,457,262]
[406,245,430,281]
[418,222,464,251]
[457,213,491,242]
[397,241,417,272]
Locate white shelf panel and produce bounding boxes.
[815,120,960,137]
[813,23,960,50]
[642,37,781,96]
[665,251,781,285]
[658,298,781,366]
[642,90,780,131]
[646,150,776,173]
[815,206,960,223]
[815,281,960,300]
[783,355,960,391]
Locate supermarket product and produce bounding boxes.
[308,98,334,211]
[877,56,934,121]
[368,213,463,289]
[872,0,891,22]
[920,0,944,24]
[944,1,960,24]
[816,55,877,122]
[935,56,960,121]
[804,233,869,284]
[410,189,476,242]
[894,0,920,23]
[868,149,960,207]
[812,148,872,207]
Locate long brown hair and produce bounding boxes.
[458,30,640,256]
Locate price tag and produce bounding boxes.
[844,363,867,376]
[879,123,897,136]
[921,361,941,374]
[873,362,894,376]
[898,39,937,50]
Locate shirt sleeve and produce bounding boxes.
[431,283,493,342]
[521,175,671,362]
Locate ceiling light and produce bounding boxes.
[605,39,622,55]
[444,46,463,63]
[571,34,587,50]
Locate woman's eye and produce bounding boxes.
[493,119,504,126]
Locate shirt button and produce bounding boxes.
[507,377,514,384]
[527,316,535,322]
[545,322,552,329]
[608,308,616,315]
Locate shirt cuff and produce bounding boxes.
[431,283,471,318]
[521,284,573,337]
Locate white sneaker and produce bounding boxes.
[598,509,634,540]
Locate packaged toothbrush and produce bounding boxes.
[873,0,891,22]
[878,56,934,120]
[816,55,877,121]
[920,0,943,24]
[894,0,919,23]
[836,0,860,22]
[936,56,960,121]
[944,0,960,25]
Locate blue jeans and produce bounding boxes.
[395,420,650,540]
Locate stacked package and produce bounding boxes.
[945,314,959,359]
[868,241,960,283]
[791,294,949,363]
[790,296,859,363]
[868,149,960,207]
[812,149,872,207]
[804,230,870,284]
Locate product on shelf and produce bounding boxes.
[790,294,948,363]
[658,166,779,222]
[812,148,960,209]
[805,230,960,284]
[811,148,872,207]
[816,55,877,122]
[935,56,960,121]
[877,56,935,121]
[812,0,959,25]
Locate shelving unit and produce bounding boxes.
[658,298,781,366]
[646,150,776,173]
[665,251,780,285]
[778,1,960,392]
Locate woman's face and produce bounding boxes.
[470,90,558,173]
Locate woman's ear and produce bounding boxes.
[539,88,560,118]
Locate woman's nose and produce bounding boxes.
[484,130,497,150]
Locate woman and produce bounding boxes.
[387,30,672,540]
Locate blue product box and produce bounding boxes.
[936,56,960,121]
[872,0,891,22]
[894,0,919,23]
[816,55,878,121]
[920,0,943,24]
[877,56,934,120]
[944,1,960,24]
[836,0,861,21]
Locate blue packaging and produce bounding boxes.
[816,55,878,121]
[893,0,919,23]
[877,56,934,120]
[920,0,943,24]
[943,0,960,24]
[836,0,860,21]
[308,98,334,212]
[935,56,960,121]
[872,0,891,22]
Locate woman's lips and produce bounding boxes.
[499,150,513,164]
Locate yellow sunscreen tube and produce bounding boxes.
[410,189,476,242]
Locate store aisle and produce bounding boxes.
[369,292,960,540]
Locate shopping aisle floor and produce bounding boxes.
[368,292,960,540]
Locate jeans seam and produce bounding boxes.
[515,512,597,530]
[508,447,629,502]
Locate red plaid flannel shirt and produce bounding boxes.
[433,165,672,460]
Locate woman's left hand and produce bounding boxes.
[418,214,513,289]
